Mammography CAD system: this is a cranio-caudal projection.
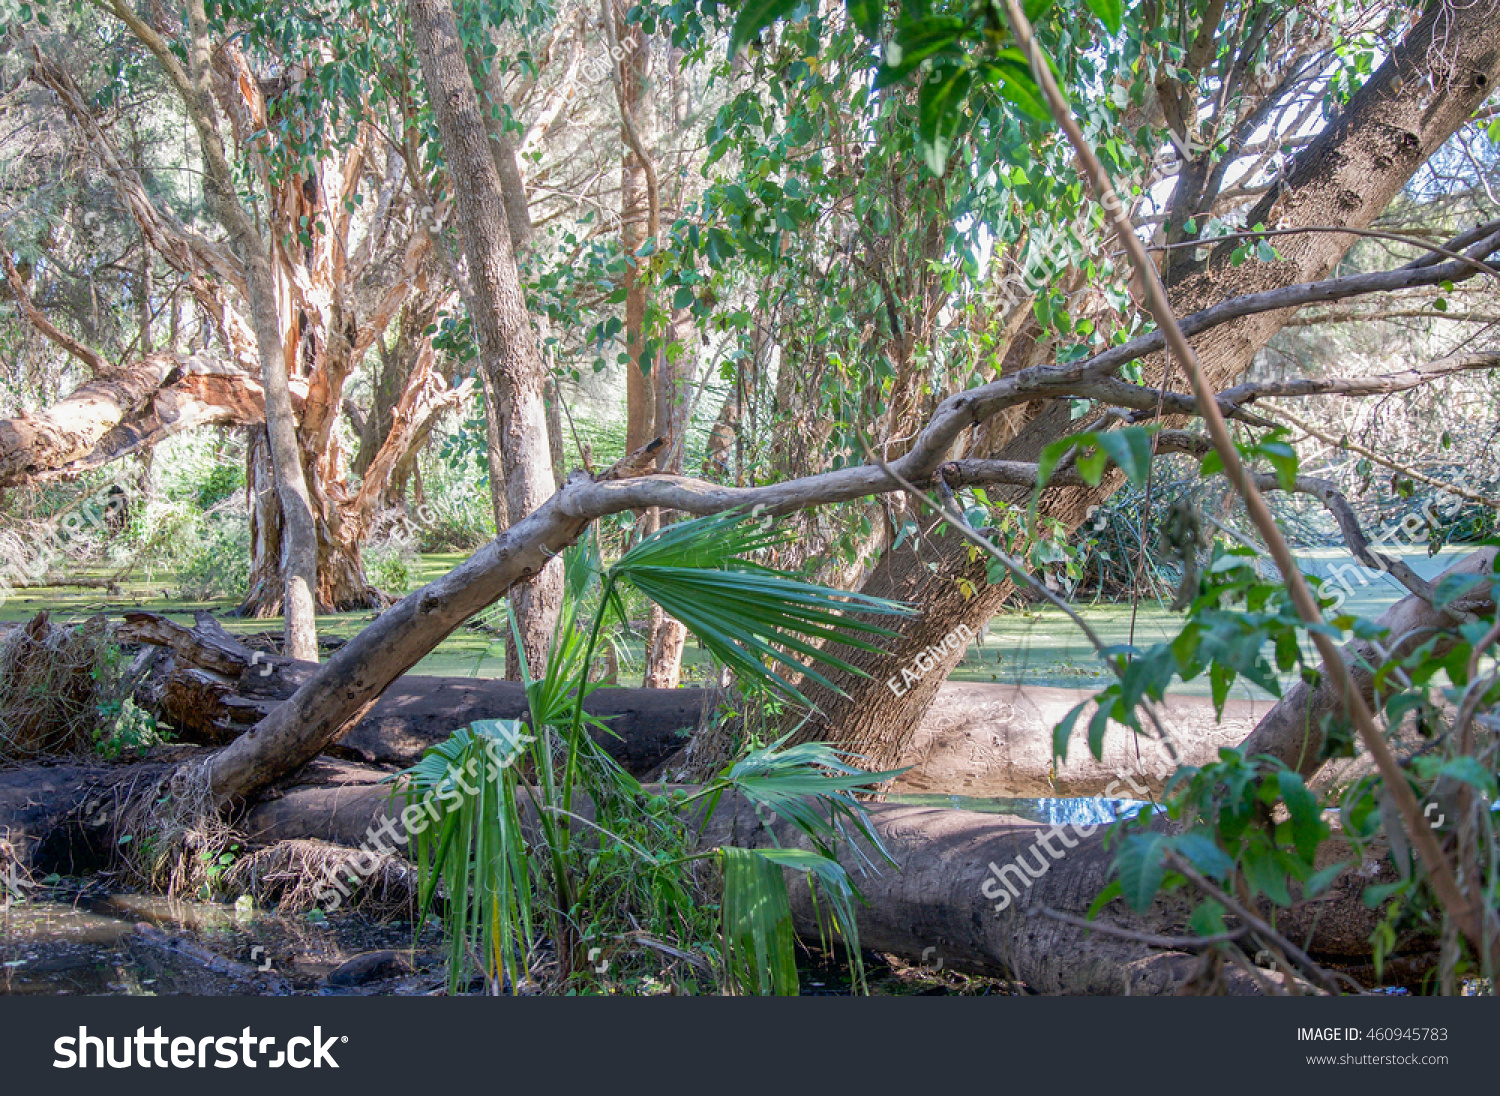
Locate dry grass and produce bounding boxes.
[226,838,419,920]
[0,611,113,761]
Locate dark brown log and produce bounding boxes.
[116,563,1493,796]
[0,751,1424,994]
[237,770,1406,993]
[119,612,701,774]
[119,611,1250,787]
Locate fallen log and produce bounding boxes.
[0,753,1427,994]
[120,612,701,775]
[118,611,1256,792]
[895,682,1268,797]
[235,767,1404,994]
[115,596,1475,800]
[5,556,1487,992]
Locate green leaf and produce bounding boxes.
[1305,859,1350,898]
[1172,832,1233,880]
[981,53,1051,123]
[730,0,800,54]
[1434,572,1489,609]
[1087,705,1112,761]
[610,512,913,705]
[1117,833,1166,912]
[1035,433,1082,490]
[1085,879,1123,919]
[1085,0,1123,33]
[1362,881,1405,908]
[1076,446,1108,485]
[1209,661,1232,716]
[722,736,899,871]
[1259,440,1299,490]
[917,64,973,175]
[844,0,881,39]
[876,15,965,86]
[1277,770,1325,861]
[1242,844,1293,905]
[1052,700,1089,762]
[720,846,798,995]
[1437,756,1497,798]
[1188,899,1228,937]
[1096,427,1154,486]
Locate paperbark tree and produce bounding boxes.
[11,6,472,632]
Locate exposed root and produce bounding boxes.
[101,759,237,897]
[226,839,419,920]
[0,828,33,904]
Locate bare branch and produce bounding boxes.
[0,250,109,375]
[1103,352,1500,423]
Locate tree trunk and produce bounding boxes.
[0,760,1415,993]
[643,306,694,688]
[785,2,1500,771]
[479,369,510,531]
[410,0,562,681]
[616,5,656,457]
[242,430,384,614]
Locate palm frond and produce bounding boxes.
[608,511,914,704]
[714,735,899,874]
[720,845,799,996]
[398,719,533,993]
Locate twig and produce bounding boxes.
[1037,905,1248,949]
[1164,851,1340,995]
[1262,404,1500,510]
[1136,223,1500,282]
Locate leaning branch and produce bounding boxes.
[0,251,108,375]
[1097,352,1500,425]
